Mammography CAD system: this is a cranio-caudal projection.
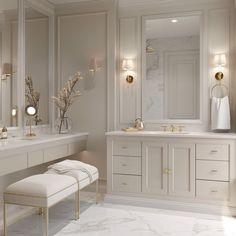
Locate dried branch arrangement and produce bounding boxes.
[25,76,42,125]
[52,72,82,133]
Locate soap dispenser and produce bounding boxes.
[1,126,8,139]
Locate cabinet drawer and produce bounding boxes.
[196,180,229,200]
[0,154,27,176]
[113,141,141,157]
[28,150,44,168]
[44,145,68,162]
[196,144,229,161]
[113,156,141,175]
[112,174,141,193]
[196,160,229,181]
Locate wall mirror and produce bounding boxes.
[0,0,18,127]
[24,1,50,125]
[142,14,201,123]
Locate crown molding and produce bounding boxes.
[118,0,233,8]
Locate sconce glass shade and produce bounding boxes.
[122,59,134,71]
[89,58,98,72]
[214,54,226,66]
[2,63,12,76]
[11,106,17,117]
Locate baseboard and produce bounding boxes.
[104,194,236,216]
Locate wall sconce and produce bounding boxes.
[88,58,101,73]
[122,59,134,83]
[11,106,18,127]
[1,63,12,80]
[214,54,226,81]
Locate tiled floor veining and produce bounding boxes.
[6,191,236,236]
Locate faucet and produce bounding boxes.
[170,124,175,132]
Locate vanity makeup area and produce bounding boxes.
[0,0,88,222]
[106,5,236,216]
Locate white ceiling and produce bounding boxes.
[146,15,200,39]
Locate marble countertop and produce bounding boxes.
[0,132,89,151]
[106,130,236,139]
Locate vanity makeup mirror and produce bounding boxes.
[24,2,49,125]
[142,15,201,122]
[0,0,18,127]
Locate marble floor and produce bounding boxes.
[6,191,236,236]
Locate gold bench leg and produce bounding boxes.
[42,207,49,236]
[75,191,80,220]
[3,201,7,236]
[96,179,99,204]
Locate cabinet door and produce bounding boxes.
[142,142,168,195]
[168,143,195,197]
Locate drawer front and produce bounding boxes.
[112,174,141,193]
[196,160,229,181]
[113,156,141,175]
[196,180,229,200]
[0,154,28,176]
[113,141,141,157]
[28,150,44,168]
[196,144,229,161]
[44,145,68,162]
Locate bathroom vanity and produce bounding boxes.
[106,131,236,214]
[0,133,88,176]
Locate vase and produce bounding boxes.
[55,116,72,134]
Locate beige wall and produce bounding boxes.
[58,12,107,179]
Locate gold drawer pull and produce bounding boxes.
[211,169,218,173]
[211,150,218,153]
[121,164,127,167]
[163,168,172,174]
[211,190,218,193]
[121,146,127,149]
[122,182,127,186]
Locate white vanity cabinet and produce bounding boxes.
[168,143,195,197]
[0,133,88,176]
[106,132,236,213]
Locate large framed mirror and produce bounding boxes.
[23,0,54,129]
[0,0,19,127]
[24,1,50,126]
[142,13,202,124]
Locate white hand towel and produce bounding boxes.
[211,96,231,131]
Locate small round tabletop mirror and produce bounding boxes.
[25,105,37,116]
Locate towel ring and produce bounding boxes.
[211,83,228,98]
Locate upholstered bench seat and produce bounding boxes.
[3,160,99,236]
[4,174,78,208]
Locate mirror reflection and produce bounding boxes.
[143,15,200,121]
[0,0,18,127]
[25,3,49,125]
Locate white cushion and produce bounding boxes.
[46,160,99,190]
[4,174,78,207]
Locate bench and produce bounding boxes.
[3,161,99,236]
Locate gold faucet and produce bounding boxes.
[170,124,175,132]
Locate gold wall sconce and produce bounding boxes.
[1,63,12,80]
[88,58,101,73]
[122,59,134,83]
[214,54,226,81]
[11,106,18,126]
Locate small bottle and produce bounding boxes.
[1,127,8,139]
